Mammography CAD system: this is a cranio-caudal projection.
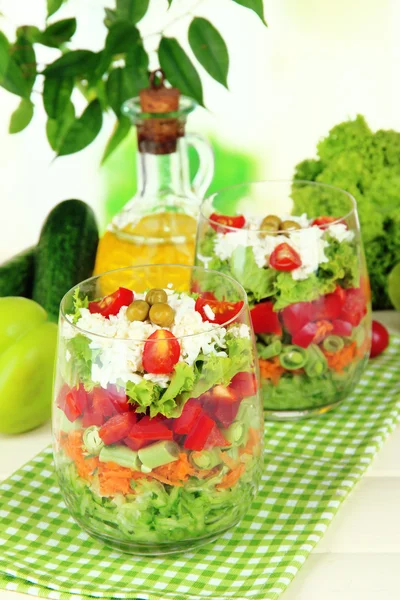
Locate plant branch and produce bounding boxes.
[144,0,205,39]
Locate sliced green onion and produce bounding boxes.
[257,339,282,359]
[138,441,180,470]
[189,449,222,470]
[83,426,104,455]
[99,445,141,470]
[352,325,366,347]
[323,335,344,353]
[221,421,247,447]
[304,344,327,378]
[280,345,308,370]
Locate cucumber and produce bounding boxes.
[33,199,99,320]
[0,247,36,298]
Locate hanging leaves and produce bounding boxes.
[40,18,77,48]
[159,37,203,106]
[0,32,9,82]
[116,0,149,24]
[125,39,149,94]
[232,0,267,26]
[106,68,137,116]
[9,98,34,133]
[0,34,35,99]
[43,50,100,78]
[43,76,73,119]
[46,100,75,151]
[188,18,229,88]
[56,99,103,156]
[105,22,141,55]
[47,0,67,19]
[101,116,131,164]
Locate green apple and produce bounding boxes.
[0,297,58,434]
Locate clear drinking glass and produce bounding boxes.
[53,265,263,555]
[195,180,372,420]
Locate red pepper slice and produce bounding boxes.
[281,301,313,335]
[291,322,319,348]
[331,319,352,337]
[205,425,230,449]
[205,399,240,428]
[250,301,282,335]
[311,216,337,229]
[195,297,244,325]
[172,399,202,435]
[89,287,134,318]
[209,213,246,233]
[128,416,173,442]
[230,372,257,398]
[269,243,302,272]
[142,329,181,375]
[107,384,130,413]
[92,387,116,419]
[58,384,88,422]
[82,407,104,428]
[184,413,216,451]
[99,412,137,445]
[340,288,367,327]
[313,286,346,321]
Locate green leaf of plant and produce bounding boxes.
[116,0,149,24]
[104,8,118,29]
[0,35,35,99]
[125,38,149,92]
[56,99,103,156]
[105,21,140,55]
[16,26,41,44]
[167,0,173,7]
[43,76,73,119]
[9,98,34,133]
[46,100,75,151]
[0,32,9,82]
[232,0,267,26]
[40,18,77,48]
[158,37,203,106]
[106,67,137,117]
[188,18,229,88]
[47,0,66,18]
[101,115,131,164]
[43,50,100,78]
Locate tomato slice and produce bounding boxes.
[269,243,302,272]
[89,287,134,318]
[142,329,181,374]
[370,320,389,358]
[331,319,352,337]
[183,413,216,451]
[291,322,318,348]
[313,286,346,321]
[340,288,367,327]
[195,297,244,325]
[107,384,130,413]
[58,384,88,422]
[311,216,337,229]
[205,398,240,428]
[281,302,313,335]
[209,213,246,233]
[172,399,202,435]
[250,301,282,335]
[99,412,137,445]
[205,425,230,449]
[230,372,257,398]
[127,416,173,442]
[92,387,116,419]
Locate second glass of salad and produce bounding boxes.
[196,180,372,420]
[53,265,263,554]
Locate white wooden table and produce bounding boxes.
[1,311,399,600]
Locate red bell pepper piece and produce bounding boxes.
[89,287,134,319]
[99,412,137,445]
[291,322,319,348]
[107,384,130,413]
[205,425,230,449]
[127,416,173,442]
[82,407,104,428]
[92,387,116,419]
[250,301,282,335]
[124,436,147,451]
[340,288,367,327]
[184,413,216,451]
[313,286,345,321]
[281,301,314,335]
[331,319,352,336]
[230,372,257,398]
[172,399,202,435]
[206,399,240,428]
[58,384,88,422]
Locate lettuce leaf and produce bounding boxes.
[71,288,89,323]
[65,334,99,390]
[230,245,276,302]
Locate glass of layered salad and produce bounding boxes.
[196,180,372,420]
[53,265,263,554]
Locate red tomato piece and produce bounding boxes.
[313,286,346,321]
[124,436,147,451]
[195,297,244,325]
[291,322,319,348]
[269,243,302,272]
[250,301,282,335]
[142,329,181,374]
[92,387,116,419]
[230,372,257,398]
[370,320,389,358]
[89,287,134,318]
[205,399,240,428]
[128,416,173,442]
[205,425,230,449]
[331,319,352,337]
[311,216,337,229]
[212,385,240,404]
[82,408,104,428]
[183,413,216,451]
[58,384,88,422]
[340,288,367,327]
[172,399,202,435]
[281,301,314,335]
[107,384,130,413]
[209,213,246,233]
[99,412,137,445]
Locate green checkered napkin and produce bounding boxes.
[1,336,400,600]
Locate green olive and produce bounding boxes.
[260,215,281,232]
[126,300,150,322]
[281,219,301,232]
[145,288,168,306]
[149,303,175,327]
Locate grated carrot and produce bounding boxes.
[323,341,357,372]
[60,430,99,481]
[220,452,238,470]
[216,464,245,490]
[152,453,194,486]
[313,320,334,344]
[242,428,260,456]
[259,356,284,385]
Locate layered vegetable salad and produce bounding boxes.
[197,212,371,414]
[53,285,263,551]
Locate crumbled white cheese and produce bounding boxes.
[289,226,329,280]
[326,223,355,243]
[213,230,252,261]
[143,373,170,388]
[65,350,71,362]
[203,304,216,321]
[229,324,251,339]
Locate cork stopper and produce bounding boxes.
[136,70,183,155]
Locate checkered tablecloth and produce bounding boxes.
[1,336,400,600]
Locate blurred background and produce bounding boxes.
[0,0,399,259]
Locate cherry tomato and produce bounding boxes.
[313,286,346,321]
[99,412,137,445]
[269,243,302,272]
[209,213,246,233]
[142,329,180,374]
[230,372,257,398]
[370,320,389,358]
[250,301,282,335]
[89,287,134,318]
[311,216,337,229]
[281,302,313,335]
[340,288,367,327]
[195,297,244,325]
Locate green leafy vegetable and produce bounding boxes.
[126,379,163,414]
[65,334,97,389]
[71,288,89,323]
[188,18,229,88]
[230,245,276,302]
[159,37,204,106]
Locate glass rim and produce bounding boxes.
[122,96,197,121]
[60,263,248,342]
[201,179,357,233]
